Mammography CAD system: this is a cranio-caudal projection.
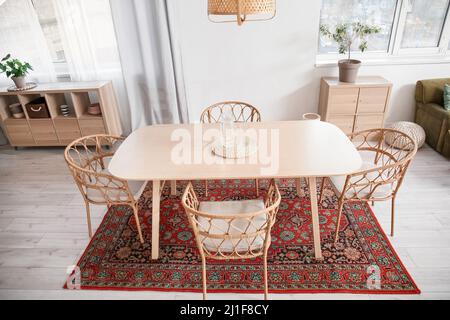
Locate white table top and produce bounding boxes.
[109,121,362,181]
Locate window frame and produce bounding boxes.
[316,0,450,66]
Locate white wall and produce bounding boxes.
[173,0,450,124]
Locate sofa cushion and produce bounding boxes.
[444,84,450,111]
[416,78,450,105]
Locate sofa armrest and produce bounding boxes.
[417,102,450,121]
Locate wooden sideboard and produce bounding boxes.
[318,76,392,135]
[0,81,122,147]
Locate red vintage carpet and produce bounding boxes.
[67,179,420,294]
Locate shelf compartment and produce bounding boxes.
[72,91,102,119]
[0,95,24,121]
[17,94,44,119]
[45,93,76,119]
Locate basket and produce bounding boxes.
[25,97,50,119]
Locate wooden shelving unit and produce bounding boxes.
[319,76,393,135]
[0,81,122,147]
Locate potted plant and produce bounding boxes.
[320,22,381,83]
[0,54,33,88]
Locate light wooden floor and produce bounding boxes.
[0,144,449,300]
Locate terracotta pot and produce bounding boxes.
[11,76,27,88]
[338,59,361,83]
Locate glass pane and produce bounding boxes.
[32,0,66,63]
[401,0,450,48]
[319,0,398,54]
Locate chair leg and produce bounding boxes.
[132,204,144,244]
[334,199,345,243]
[84,200,93,238]
[318,177,326,204]
[205,180,208,197]
[201,256,207,300]
[255,179,259,197]
[391,197,396,237]
[263,251,269,300]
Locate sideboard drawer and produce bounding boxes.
[354,115,384,132]
[54,119,81,144]
[29,120,59,144]
[4,120,35,145]
[79,119,106,136]
[4,119,29,131]
[327,88,359,115]
[8,132,35,145]
[328,115,355,134]
[54,119,80,132]
[358,87,389,114]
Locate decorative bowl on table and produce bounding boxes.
[212,136,258,159]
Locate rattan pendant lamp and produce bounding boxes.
[208,0,276,26]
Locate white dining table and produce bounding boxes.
[109,120,362,260]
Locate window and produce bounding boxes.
[319,0,398,54]
[401,0,450,48]
[31,0,69,76]
[318,0,450,62]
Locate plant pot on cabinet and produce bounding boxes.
[338,59,361,83]
[11,76,27,89]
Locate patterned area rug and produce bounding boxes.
[68,179,420,294]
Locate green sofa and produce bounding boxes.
[415,78,450,158]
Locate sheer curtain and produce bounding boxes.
[54,0,189,133]
[0,0,56,87]
[109,0,189,129]
[52,0,133,133]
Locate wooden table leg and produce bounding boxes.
[308,177,323,259]
[170,180,177,196]
[296,178,302,197]
[152,180,161,260]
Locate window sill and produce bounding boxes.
[315,55,450,68]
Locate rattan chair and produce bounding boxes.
[64,135,147,243]
[200,101,262,196]
[181,179,281,300]
[318,128,417,240]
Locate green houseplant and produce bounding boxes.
[0,54,33,88]
[320,22,381,83]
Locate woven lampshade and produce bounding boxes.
[208,0,276,25]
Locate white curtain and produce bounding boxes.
[0,0,56,86]
[109,0,189,129]
[52,0,133,133]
